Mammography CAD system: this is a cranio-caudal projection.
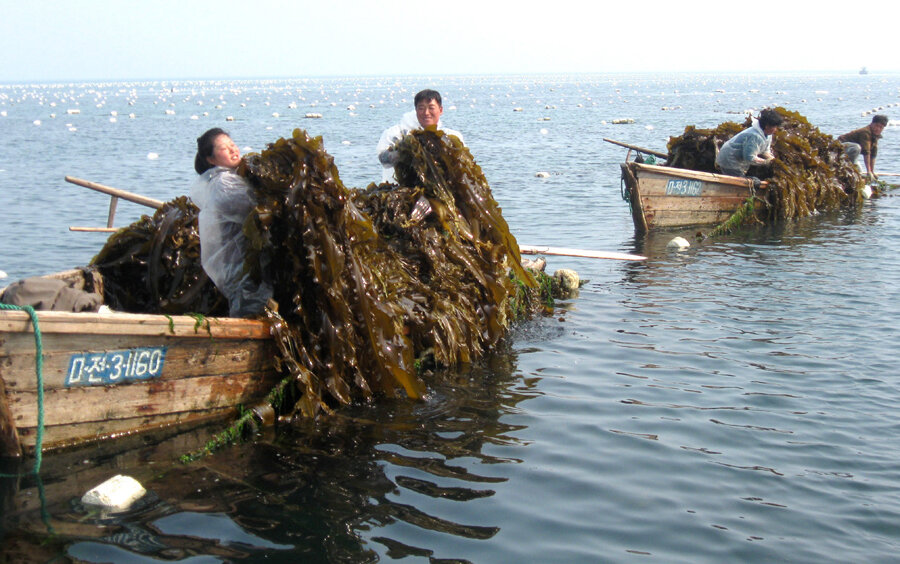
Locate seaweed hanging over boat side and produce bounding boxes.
[239,128,540,417]
[87,127,543,418]
[89,196,227,315]
[665,107,864,225]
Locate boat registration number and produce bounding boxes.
[65,346,168,387]
[665,179,703,196]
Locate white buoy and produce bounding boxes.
[32,119,41,126]
[82,475,146,511]
[862,185,873,199]
[341,140,351,145]
[667,236,690,250]
[539,128,548,135]
[0,270,7,279]
[147,152,159,160]
[535,171,550,178]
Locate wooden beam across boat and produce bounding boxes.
[603,138,668,160]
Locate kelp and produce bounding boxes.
[90,196,226,315]
[666,107,864,226]
[89,127,542,419]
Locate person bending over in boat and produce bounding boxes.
[376,89,464,183]
[839,114,888,182]
[716,108,783,177]
[190,128,272,317]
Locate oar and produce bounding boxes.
[602,138,668,160]
[876,172,900,177]
[519,244,646,261]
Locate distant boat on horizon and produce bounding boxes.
[860,66,869,75]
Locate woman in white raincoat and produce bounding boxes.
[190,128,272,317]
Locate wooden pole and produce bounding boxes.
[602,138,668,160]
[65,176,165,210]
[519,244,646,261]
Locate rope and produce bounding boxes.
[0,303,45,476]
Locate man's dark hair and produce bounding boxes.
[414,89,442,108]
[872,114,889,126]
[758,109,784,130]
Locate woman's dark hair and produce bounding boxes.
[194,127,229,174]
[758,109,783,130]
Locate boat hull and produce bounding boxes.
[621,162,765,234]
[0,307,277,457]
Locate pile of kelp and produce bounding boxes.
[666,107,864,225]
[91,128,544,418]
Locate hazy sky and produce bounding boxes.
[2,0,896,82]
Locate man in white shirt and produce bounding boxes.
[376,89,464,183]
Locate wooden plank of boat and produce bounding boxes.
[0,285,278,457]
[519,245,646,261]
[620,161,767,234]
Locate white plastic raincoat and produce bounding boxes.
[190,167,272,317]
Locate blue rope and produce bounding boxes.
[0,303,45,475]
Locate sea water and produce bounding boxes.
[2,72,900,562]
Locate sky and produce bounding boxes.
[1,0,897,83]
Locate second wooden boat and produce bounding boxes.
[620,161,767,235]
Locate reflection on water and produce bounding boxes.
[1,343,544,561]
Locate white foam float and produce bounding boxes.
[81,475,146,511]
[147,152,159,160]
[667,237,690,250]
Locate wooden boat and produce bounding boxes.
[607,139,768,235]
[0,269,278,458]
